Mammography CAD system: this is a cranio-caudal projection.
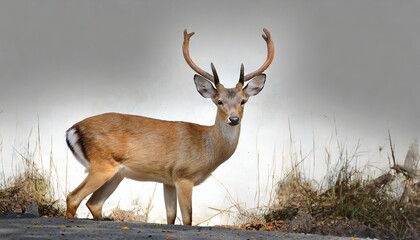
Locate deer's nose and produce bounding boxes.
[228,116,240,126]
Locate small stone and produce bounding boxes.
[25,201,39,217]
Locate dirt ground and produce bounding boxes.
[0,214,359,240]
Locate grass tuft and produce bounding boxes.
[0,128,65,217]
[0,160,65,217]
[240,133,420,239]
[106,184,156,222]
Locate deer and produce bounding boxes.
[65,28,274,225]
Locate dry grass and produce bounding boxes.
[0,162,64,216]
[109,206,147,222]
[0,128,65,217]
[107,185,157,222]
[240,133,420,239]
[262,164,419,239]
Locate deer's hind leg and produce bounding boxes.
[66,162,119,218]
[86,173,124,219]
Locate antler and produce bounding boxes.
[183,29,216,83]
[243,28,274,82]
[183,28,274,84]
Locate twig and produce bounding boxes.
[388,130,397,167]
[193,204,239,226]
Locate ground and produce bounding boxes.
[0,214,358,240]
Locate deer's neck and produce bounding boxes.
[208,112,241,163]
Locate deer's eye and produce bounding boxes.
[217,100,223,105]
[241,99,247,105]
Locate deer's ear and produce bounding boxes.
[243,74,266,96]
[194,75,217,98]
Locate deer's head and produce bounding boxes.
[183,29,274,126]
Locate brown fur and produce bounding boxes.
[66,29,273,225]
[66,104,242,225]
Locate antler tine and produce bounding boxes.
[210,62,220,85]
[238,64,244,85]
[243,28,274,82]
[183,29,215,83]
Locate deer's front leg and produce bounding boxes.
[163,184,177,224]
[175,179,194,225]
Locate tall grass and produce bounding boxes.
[0,127,65,217]
[237,130,419,239]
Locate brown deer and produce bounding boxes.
[65,29,274,225]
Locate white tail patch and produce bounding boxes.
[66,128,89,170]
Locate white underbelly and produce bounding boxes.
[118,165,172,184]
